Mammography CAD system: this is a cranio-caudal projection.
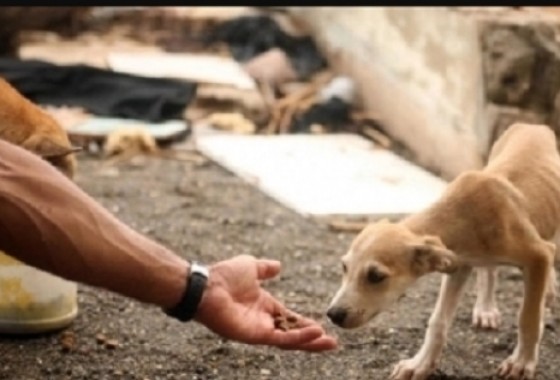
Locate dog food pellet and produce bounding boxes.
[60,331,76,352]
[286,315,297,324]
[273,313,299,331]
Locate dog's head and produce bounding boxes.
[326,220,458,329]
[21,133,81,179]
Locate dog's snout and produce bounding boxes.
[327,307,347,326]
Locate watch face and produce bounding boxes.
[192,263,209,278]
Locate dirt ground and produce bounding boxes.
[1,147,560,380]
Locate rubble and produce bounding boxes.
[3,6,440,220]
[0,7,91,56]
[104,126,159,158]
[286,7,560,179]
[243,48,298,86]
[9,7,388,145]
[188,84,268,125]
[203,14,326,80]
[290,97,353,134]
[205,112,256,134]
[476,9,560,145]
[318,76,356,104]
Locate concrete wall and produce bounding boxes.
[287,7,489,180]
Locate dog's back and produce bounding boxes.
[485,123,560,240]
[0,77,77,178]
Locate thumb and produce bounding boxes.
[256,259,281,280]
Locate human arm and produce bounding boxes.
[0,140,189,309]
[0,140,337,351]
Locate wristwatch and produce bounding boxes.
[164,262,209,322]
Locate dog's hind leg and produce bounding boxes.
[546,232,560,308]
[547,266,557,302]
[498,239,555,380]
[472,266,501,330]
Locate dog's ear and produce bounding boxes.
[22,135,81,158]
[408,235,458,275]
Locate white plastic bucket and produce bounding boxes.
[0,251,78,334]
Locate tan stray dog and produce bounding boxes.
[327,123,560,380]
[0,77,80,178]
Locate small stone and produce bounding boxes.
[60,331,76,352]
[260,369,272,376]
[104,339,120,349]
[95,333,107,345]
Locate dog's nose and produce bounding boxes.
[326,307,347,326]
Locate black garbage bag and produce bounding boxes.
[204,15,326,80]
[290,97,352,134]
[0,58,197,123]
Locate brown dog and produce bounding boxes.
[0,77,80,178]
[327,123,560,380]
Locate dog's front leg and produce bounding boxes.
[497,242,554,380]
[472,266,501,329]
[390,266,472,380]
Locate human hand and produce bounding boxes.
[194,254,338,352]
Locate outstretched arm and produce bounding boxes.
[0,140,337,351]
[0,140,189,309]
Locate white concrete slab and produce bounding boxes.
[107,52,257,90]
[194,128,447,218]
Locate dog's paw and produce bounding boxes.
[497,353,536,380]
[390,357,436,380]
[472,304,501,330]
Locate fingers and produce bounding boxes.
[264,325,322,347]
[260,295,338,351]
[246,266,337,352]
[278,335,338,352]
[268,294,317,327]
[256,259,281,280]
[259,324,338,352]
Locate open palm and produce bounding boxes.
[194,255,337,351]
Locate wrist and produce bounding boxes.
[193,265,219,323]
[159,260,190,309]
[164,262,210,322]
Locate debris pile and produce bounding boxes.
[0,7,91,56]
[203,14,326,80]
[0,6,395,165]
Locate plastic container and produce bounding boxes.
[0,251,78,334]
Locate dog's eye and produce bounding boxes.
[367,268,387,284]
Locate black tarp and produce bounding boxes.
[0,58,197,123]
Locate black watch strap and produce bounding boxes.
[164,263,209,322]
